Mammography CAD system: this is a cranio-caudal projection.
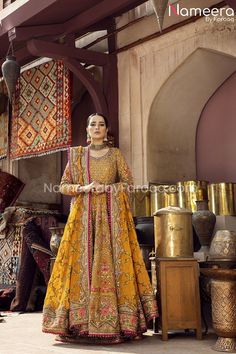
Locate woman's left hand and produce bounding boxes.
[93,183,105,194]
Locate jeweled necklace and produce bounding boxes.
[89,143,107,150]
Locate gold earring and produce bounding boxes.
[87,133,91,143]
[103,134,108,142]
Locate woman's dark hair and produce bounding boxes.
[87,113,108,128]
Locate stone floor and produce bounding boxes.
[0,312,217,354]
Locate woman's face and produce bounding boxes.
[87,115,108,141]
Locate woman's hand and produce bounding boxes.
[84,181,99,193]
[77,181,105,194]
[91,181,105,194]
[93,183,105,194]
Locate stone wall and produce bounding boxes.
[118,15,236,185]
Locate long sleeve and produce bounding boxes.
[59,162,81,196]
[116,149,133,187]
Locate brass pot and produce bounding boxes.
[201,269,236,352]
[177,180,208,212]
[208,183,234,215]
[208,184,219,215]
[209,230,236,262]
[218,183,234,215]
[154,206,193,257]
[150,184,178,215]
[132,188,150,217]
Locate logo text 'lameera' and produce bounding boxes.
[168,4,235,18]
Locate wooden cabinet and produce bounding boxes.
[157,258,202,340]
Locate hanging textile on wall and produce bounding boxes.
[10,60,71,160]
[0,171,25,212]
[0,112,8,159]
[0,81,9,159]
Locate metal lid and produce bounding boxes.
[154,206,192,216]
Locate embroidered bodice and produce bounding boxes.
[60,147,133,196]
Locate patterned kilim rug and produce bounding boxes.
[0,112,8,159]
[0,172,25,213]
[10,60,71,160]
[0,208,57,291]
[0,223,22,287]
[0,81,8,160]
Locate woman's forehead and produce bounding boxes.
[89,115,105,123]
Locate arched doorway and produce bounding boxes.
[196,71,236,182]
[147,48,236,183]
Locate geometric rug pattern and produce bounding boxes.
[0,112,8,160]
[10,60,71,160]
[0,208,58,288]
[0,80,8,159]
[0,224,22,287]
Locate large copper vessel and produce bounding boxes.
[154,206,193,257]
[177,180,208,212]
[201,269,236,352]
[208,183,235,215]
[150,184,178,215]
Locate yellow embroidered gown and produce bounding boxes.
[42,146,158,343]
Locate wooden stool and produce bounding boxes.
[157,257,202,340]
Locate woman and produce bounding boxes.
[42,113,158,344]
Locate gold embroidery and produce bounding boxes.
[43,146,158,340]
